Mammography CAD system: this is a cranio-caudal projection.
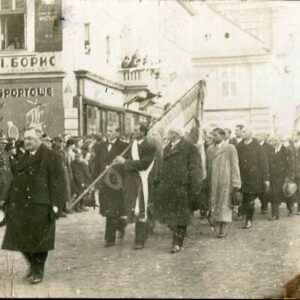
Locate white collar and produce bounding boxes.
[217,140,225,149]
[30,149,38,156]
[171,139,181,148]
[244,138,253,145]
[137,138,145,145]
[259,141,265,146]
[108,138,117,144]
[237,137,243,143]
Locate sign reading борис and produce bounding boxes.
[0,52,61,74]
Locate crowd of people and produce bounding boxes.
[201,125,300,236]
[121,49,161,70]
[1,121,300,285]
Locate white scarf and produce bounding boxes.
[131,139,154,220]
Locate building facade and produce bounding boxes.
[189,1,299,135]
[0,0,200,138]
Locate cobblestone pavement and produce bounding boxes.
[1,201,300,298]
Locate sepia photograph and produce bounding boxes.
[1,0,300,298]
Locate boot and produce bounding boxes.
[80,203,89,212]
[218,224,227,238]
[243,220,252,229]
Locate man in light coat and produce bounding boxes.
[206,128,242,238]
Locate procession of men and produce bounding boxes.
[1,121,300,285]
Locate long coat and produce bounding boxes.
[122,139,156,221]
[238,139,269,194]
[0,149,13,202]
[287,143,300,179]
[72,160,91,194]
[2,144,67,253]
[206,142,241,223]
[93,139,128,217]
[269,146,294,203]
[155,138,202,226]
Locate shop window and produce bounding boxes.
[84,23,90,54]
[87,107,92,118]
[0,0,25,51]
[108,111,117,124]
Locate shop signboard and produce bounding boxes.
[0,52,61,73]
[0,79,64,136]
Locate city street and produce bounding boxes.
[1,202,300,298]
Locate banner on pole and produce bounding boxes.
[149,80,206,137]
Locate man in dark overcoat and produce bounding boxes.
[269,135,294,220]
[1,128,67,284]
[93,124,128,247]
[147,132,164,234]
[255,132,274,214]
[0,136,13,227]
[230,124,244,146]
[238,127,270,229]
[114,122,156,250]
[155,127,202,253]
[288,131,300,215]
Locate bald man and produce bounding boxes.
[238,127,270,229]
[2,128,67,284]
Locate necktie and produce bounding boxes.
[108,142,112,152]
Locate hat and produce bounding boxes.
[168,126,183,137]
[5,138,16,151]
[283,182,297,198]
[42,135,52,142]
[0,134,8,144]
[53,136,64,143]
[66,138,77,147]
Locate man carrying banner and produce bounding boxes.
[114,122,156,250]
[93,124,128,247]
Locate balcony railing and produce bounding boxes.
[118,66,160,89]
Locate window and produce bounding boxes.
[221,69,238,98]
[105,35,110,64]
[0,0,25,51]
[108,111,117,124]
[84,23,90,54]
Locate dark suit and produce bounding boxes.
[123,138,156,247]
[72,160,92,210]
[93,139,128,244]
[269,145,294,218]
[258,141,274,213]
[238,139,269,221]
[287,143,300,211]
[156,138,202,247]
[2,144,67,278]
